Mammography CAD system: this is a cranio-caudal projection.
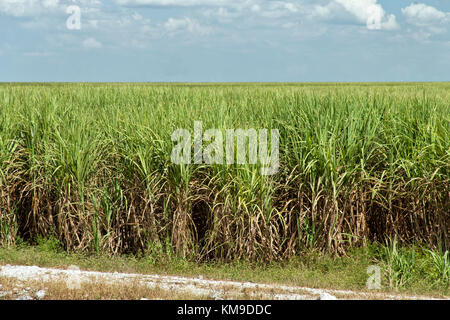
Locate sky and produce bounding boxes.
[0,0,449,82]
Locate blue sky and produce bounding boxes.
[0,0,449,82]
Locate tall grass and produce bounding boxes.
[0,83,448,261]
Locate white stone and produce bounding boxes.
[318,292,338,300]
[35,290,46,300]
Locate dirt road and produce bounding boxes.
[0,264,446,300]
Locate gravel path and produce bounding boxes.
[0,264,446,300]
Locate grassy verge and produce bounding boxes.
[0,238,448,298]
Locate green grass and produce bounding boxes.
[0,82,448,262]
[374,239,449,291]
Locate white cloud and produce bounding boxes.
[23,51,53,57]
[0,0,60,17]
[116,0,398,32]
[312,4,332,19]
[284,3,298,13]
[402,3,448,26]
[335,0,398,30]
[250,4,260,13]
[258,2,300,18]
[115,0,240,6]
[0,0,102,20]
[201,1,306,23]
[164,17,211,35]
[83,37,102,48]
[132,12,143,20]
